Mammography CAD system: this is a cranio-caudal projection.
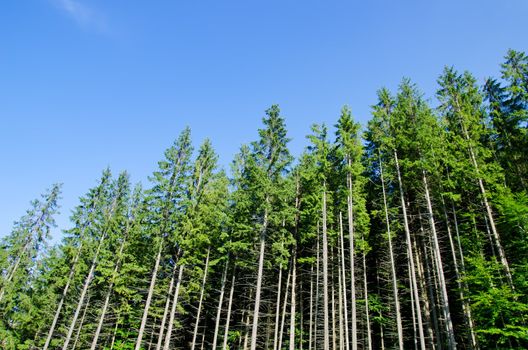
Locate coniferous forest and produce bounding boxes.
[2,50,528,350]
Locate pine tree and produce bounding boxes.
[438,68,513,287]
[137,127,193,350]
[335,106,371,350]
[247,105,293,350]
[485,50,528,191]
[0,184,61,348]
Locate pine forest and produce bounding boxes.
[1,50,528,349]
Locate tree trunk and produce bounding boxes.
[63,233,106,350]
[362,234,372,350]
[278,263,292,350]
[222,270,236,350]
[460,117,513,287]
[331,251,337,350]
[375,267,386,350]
[339,213,350,350]
[451,202,478,349]
[338,246,344,350]
[289,246,297,350]
[273,261,284,350]
[308,263,314,350]
[135,239,164,350]
[415,228,437,350]
[409,257,418,350]
[212,259,229,349]
[163,263,185,350]
[299,278,304,350]
[250,202,269,350]
[394,150,426,350]
[71,293,91,350]
[346,161,357,350]
[90,235,127,350]
[156,264,177,350]
[266,315,273,349]
[322,186,330,350]
[379,153,403,350]
[422,171,456,349]
[191,248,211,350]
[200,327,207,350]
[43,241,84,350]
[109,312,120,350]
[147,318,157,350]
[442,199,477,349]
[290,178,300,350]
[243,308,251,350]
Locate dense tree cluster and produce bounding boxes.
[1,50,527,349]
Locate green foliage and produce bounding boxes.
[1,50,527,350]
[0,184,61,346]
[464,255,528,347]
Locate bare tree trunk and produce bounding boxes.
[451,202,478,349]
[346,164,358,350]
[200,327,207,350]
[136,240,164,350]
[251,202,269,350]
[200,326,205,350]
[289,246,297,350]
[322,186,330,350]
[212,259,229,349]
[338,247,344,350]
[394,150,426,350]
[163,264,185,350]
[90,235,127,350]
[278,263,292,350]
[409,258,418,350]
[416,226,437,350]
[314,225,321,350]
[339,213,350,350]
[71,293,91,350]
[379,153,403,350]
[191,248,211,350]
[442,199,477,349]
[422,171,456,349]
[273,261,284,350]
[147,318,157,350]
[222,270,236,350]
[63,233,106,350]
[331,251,337,350]
[375,267,386,350]
[243,309,251,350]
[299,278,304,350]
[109,312,120,350]
[460,118,513,287]
[43,241,84,350]
[290,178,300,350]
[362,234,372,350]
[156,264,177,350]
[308,263,314,350]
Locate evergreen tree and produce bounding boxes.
[247,105,293,350]
[1,48,527,350]
[0,184,61,348]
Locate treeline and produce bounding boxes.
[1,50,527,349]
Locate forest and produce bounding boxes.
[1,50,527,350]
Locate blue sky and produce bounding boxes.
[1,0,527,242]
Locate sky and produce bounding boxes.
[1,0,527,242]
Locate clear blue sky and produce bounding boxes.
[1,0,527,242]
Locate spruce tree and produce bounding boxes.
[0,184,61,348]
[239,105,292,350]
